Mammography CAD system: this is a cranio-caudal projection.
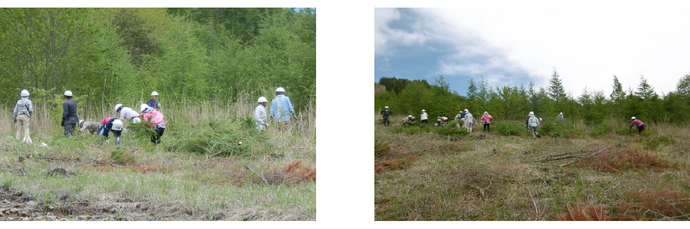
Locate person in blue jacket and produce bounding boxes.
[270,87,297,128]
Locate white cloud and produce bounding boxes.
[375,8,428,55]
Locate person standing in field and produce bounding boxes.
[139,104,166,145]
[97,117,123,146]
[527,111,541,138]
[254,96,269,131]
[464,110,474,133]
[270,87,297,129]
[380,106,392,126]
[481,111,492,132]
[628,116,646,134]
[420,109,429,127]
[13,89,33,144]
[62,90,79,137]
[147,91,162,110]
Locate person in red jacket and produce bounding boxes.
[481,111,493,132]
[628,116,646,134]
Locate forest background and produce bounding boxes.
[375,70,690,124]
[0,8,316,125]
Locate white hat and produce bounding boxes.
[276,87,286,93]
[258,96,268,103]
[114,104,124,113]
[560,112,563,115]
[20,89,29,97]
[484,111,488,114]
[464,109,468,112]
[529,111,534,116]
[151,91,158,96]
[64,90,73,96]
[79,120,85,126]
[132,117,142,124]
[140,104,150,112]
[385,106,389,109]
[422,109,425,112]
[408,115,413,118]
[112,120,123,131]
[631,116,636,120]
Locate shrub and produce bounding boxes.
[540,121,583,138]
[375,139,391,157]
[110,148,135,165]
[167,117,255,157]
[642,136,674,150]
[589,124,616,137]
[493,120,526,136]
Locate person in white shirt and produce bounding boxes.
[420,109,429,127]
[254,97,269,131]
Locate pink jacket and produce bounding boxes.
[481,114,492,124]
[101,117,115,126]
[629,119,645,128]
[140,109,166,128]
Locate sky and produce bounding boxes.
[375,7,690,98]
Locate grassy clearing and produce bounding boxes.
[0,99,315,221]
[375,115,690,221]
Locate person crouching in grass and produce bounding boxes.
[98,117,123,146]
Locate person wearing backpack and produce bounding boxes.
[13,89,33,144]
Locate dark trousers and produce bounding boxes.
[383,117,390,126]
[152,127,165,145]
[483,123,490,132]
[638,125,645,134]
[421,119,429,127]
[64,123,76,137]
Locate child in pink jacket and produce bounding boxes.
[139,104,166,145]
[481,111,493,132]
[628,116,645,134]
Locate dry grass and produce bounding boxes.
[573,148,678,173]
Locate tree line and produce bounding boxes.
[375,69,690,124]
[0,8,315,116]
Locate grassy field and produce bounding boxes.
[0,99,315,221]
[375,115,690,221]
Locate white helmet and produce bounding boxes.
[529,111,534,116]
[464,109,468,112]
[20,89,29,97]
[539,118,542,121]
[79,120,85,126]
[631,116,636,120]
[151,91,158,96]
[64,90,73,96]
[422,109,425,112]
[114,104,124,113]
[560,112,563,115]
[111,120,123,131]
[385,106,389,109]
[132,117,142,124]
[408,115,413,118]
[258,97,268,103]
[140,104,150,112]
[484,111,488,114]
[276,87,286,93]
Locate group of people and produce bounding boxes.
[13,90,166,146]
[380,107,648,137]
[13,86,299,146]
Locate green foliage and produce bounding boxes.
[433,125,470,136]
[375,139,391,157]
[539,121,583,138]
[589,124,616,137]
[167,117,256,157]
[393,123,469,136]
[493,120,526,136]
[642,136,674,150]
[110,148,136,164]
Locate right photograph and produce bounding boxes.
[375,8,690,221]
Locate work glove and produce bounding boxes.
[61,121,65,126]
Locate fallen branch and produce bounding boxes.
[559,145,613,167]
[244,165,268,184]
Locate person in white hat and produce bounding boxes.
[269,87,297,127]
[138,104,166,145]
[97,117,123,146]
[403,115,416,125]
[527,111,541,138]
[115,104,140,123]
[61,90,79,137]
[380,106,392,126]
[78,120,100,135]
[254,96,269,131]
[557,112,564,121]
[628,116,646,134]
[464,110,474,133]
[13,89,33,144]
[147,91,162,110]
[420,109,429,127]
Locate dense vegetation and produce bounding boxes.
[0,8,315,116]
[376,69,690,124]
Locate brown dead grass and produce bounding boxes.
[573,148,677,172]
[375,156,420,175]
[557,189,690,221]
[265,160,316,185]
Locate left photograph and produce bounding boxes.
[0,8,315,221]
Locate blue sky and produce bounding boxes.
[375,8,690,97]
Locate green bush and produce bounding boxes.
[493,120,526,136]
[540,121,583,138]
[166,117,256,157]
[433,124,469,136]
[110,148,135,164]
[642,135,674,150]
[589,124,616,137]
[393,122,468,136]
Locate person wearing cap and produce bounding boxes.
[527,111,541,138]
[13,89,33,144]
[97,117,123,146]
[147,91,162,110]
[464,110,474,133]
[269,87,297,126]
[403,115,416,125]
[254,97,269,131]
[380,106,392,126]
[79,120,100,135]
[61,90,79,137]
[557,112,564,121]
[628,116,646,134]
[115,104,140,123]
[420,109,429,127]
[454,110,463,128]
[481,111,492,132]
[139,104,166,145]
